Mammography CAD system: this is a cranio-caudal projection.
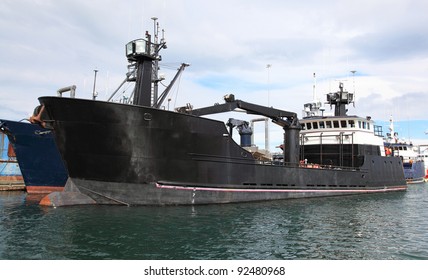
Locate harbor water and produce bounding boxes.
[1,183,427,260]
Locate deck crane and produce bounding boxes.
[187,94,301,166]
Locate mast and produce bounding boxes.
[351,70,356,108]
[125,18,167,106]
[302,73,323,118]
[326,82,354,116]
[388,115,399,143]
[109,18,186,107]
[312,72,317,101]
[126,34,155,106]
[151,17,166,106]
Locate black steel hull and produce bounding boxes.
[38,97,407,206]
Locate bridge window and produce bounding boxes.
[341,120,347,128]
[313,122,318,129]
[349,120,355,127]
[326,121,332,128]
[307,122,312,129]
[319,121,325,129]
[333,120,340,128]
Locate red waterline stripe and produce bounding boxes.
[26,186,64,194]
[156,183,407,193]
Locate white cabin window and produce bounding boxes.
[319,121,325,129]
[341,120,347,128]
[326,121,332,128]
[358,121,362,128]
[307,123,312,129]
[349,120,355,127]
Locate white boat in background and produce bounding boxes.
[384,116,426,184]
[417,148,428,182]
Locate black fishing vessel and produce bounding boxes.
[37,21,406,206]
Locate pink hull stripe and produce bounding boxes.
[156,183,407,193]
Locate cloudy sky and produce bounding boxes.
[1,0,427,146]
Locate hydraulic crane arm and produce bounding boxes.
[189,94,299,129]
[186,94,301,165]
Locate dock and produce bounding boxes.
[0,176,26,191]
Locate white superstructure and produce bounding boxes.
[300,115,385,155]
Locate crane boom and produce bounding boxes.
[187,94,301,165]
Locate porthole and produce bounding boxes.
[144,113,152,120]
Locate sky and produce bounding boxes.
[1,0,428,148]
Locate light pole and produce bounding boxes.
[266,64,271,107]
[266,64,272,152]
[350,70,356,94]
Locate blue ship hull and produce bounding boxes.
[0,119,67,193]
[403,160,425,184]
